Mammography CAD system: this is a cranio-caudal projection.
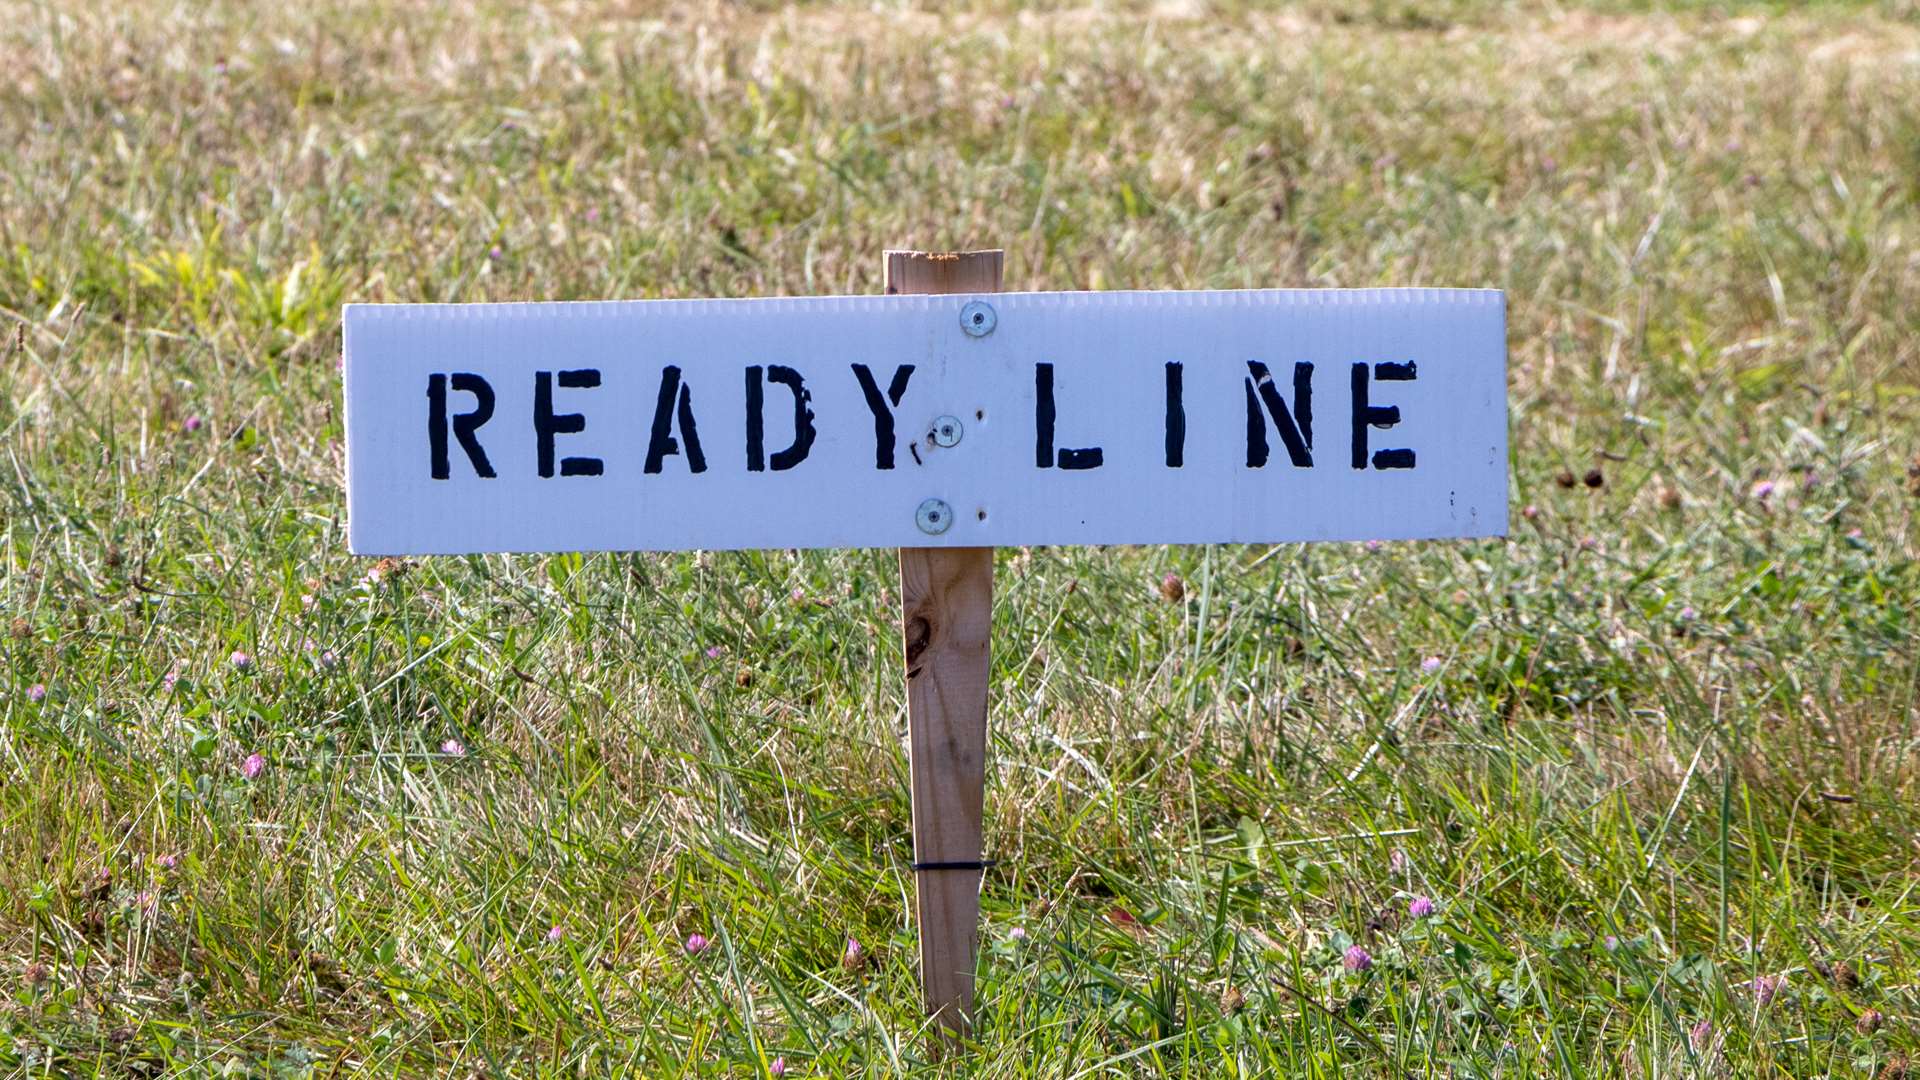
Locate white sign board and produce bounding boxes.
[344,289,1506,554]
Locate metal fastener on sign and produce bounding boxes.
[931,415,963,447]
[959,300,996,338]
[915,497,953,535]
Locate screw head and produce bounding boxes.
[915,497,953,536]
[930,415,963,448]
[959,300,996,338]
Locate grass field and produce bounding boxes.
[4,0,1920,1074]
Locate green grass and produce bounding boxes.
[3,0,1919,1075]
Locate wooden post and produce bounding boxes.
[886,249,1002,1047]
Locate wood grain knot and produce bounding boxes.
[905,614,933,669]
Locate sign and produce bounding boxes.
[344,288,1506,554]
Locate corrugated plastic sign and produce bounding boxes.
[344,288,1506,554]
